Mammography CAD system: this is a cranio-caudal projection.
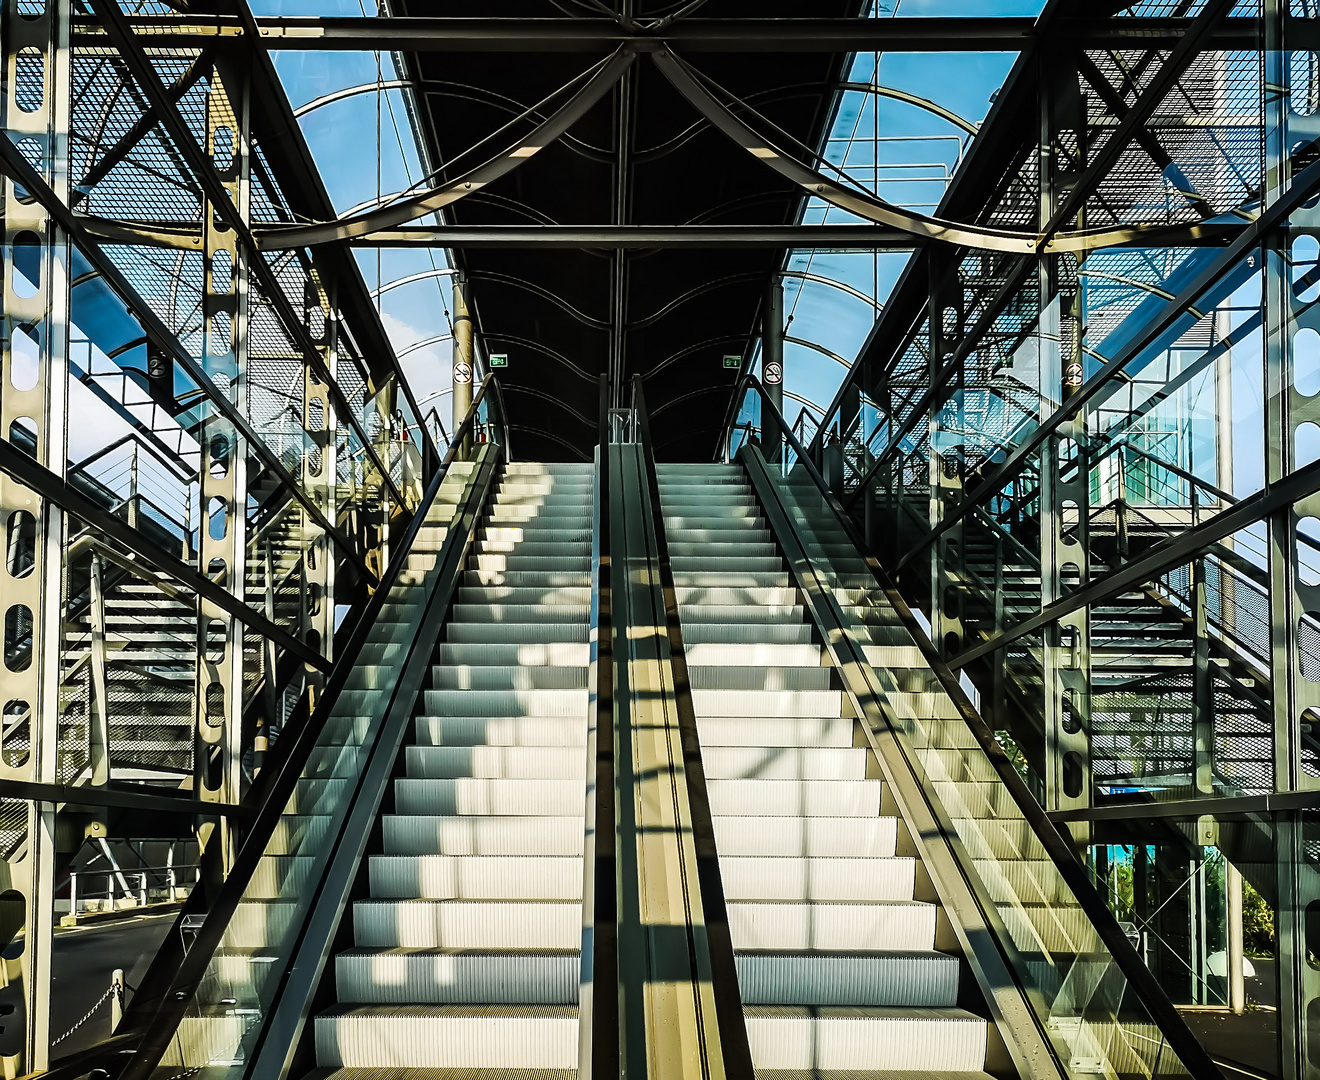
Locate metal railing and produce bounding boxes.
[38,374,510,1080]
[727,372,1225,1080]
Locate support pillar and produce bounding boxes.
[194,53,250,868]
[762,276,784,465]
[1038,52,1092,828]
[301,273,337,716]
[452,274,474,457]
[0,0,70,1064]
[928,251,965,659]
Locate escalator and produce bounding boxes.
[309,461,594,1074]
[75,391,1225,1080]
[657,463,994,1076]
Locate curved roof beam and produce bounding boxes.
[651,48,1211,256]
[642,333,748,382]
[259,48,636,250]
[785,335,852,369]
[296,78,614,163]
[783,270,884,312]
[483,333,600,383]
[371,267,458,299]
[471,270,611,330]
[501,384,596,428]
[630,273,761,329]
[294,78,410,118]
[784,390,826,420]
[837,81,979,137]
[397,333,452,359]
[633,83,825,162]
[510,423,592,460]
[629,267,880,333]
[650,382,732,420]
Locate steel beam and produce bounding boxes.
[65,14,1278,51]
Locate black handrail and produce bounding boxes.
[728,373,1227,1080]
[39,373,507,1080]
[589,373,619,1078]
[632,376,755,1080]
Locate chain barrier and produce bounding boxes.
[50,983,117,1046]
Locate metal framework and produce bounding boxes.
[3,0,1319,1075]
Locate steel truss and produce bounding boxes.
[0,0,436,1067]
[6,0,1320,1072]
[763,0,1320,1073]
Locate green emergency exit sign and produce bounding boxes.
[723,355,741,370]
[490,354,509,369]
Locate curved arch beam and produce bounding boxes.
[510,424,591,460]
[784,390,825,420]
[642,333,747,382]
[837,81,979,137]
[260,49,636,251]
[371,267,458,299]
[293,78,410,118]
[306,77,614,162]
[783,270,883,312]
[483,333,599,383]
[501,384,596,428]
[785,335,851,369]
[649,382,731,420]
[633,82,826,162]
[470,270,611,330]
[651,49,1215,256]
[630,273,761,329]
[397,333,452,359]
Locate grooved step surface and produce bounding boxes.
[660,463,986,1076]
[314,1006,579,1069]
[312,465,593,1074]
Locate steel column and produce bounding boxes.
[762,276,784,465]
[193,53,250,867]
[452,274,474,458]
[0,0,72,1064]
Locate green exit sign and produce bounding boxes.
[723,355,741,370]
[490,353,509,369]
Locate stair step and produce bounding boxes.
[743,1006,987,1071]
[692,689,843,718]
[446,623,590,644]
[314,1005,578,1069]
[368,856,582,900]
[697,717,855,748]
[422,690,589,717]
[405,746,586,780]
[708,779,881,817]
[736,951,959,1008]
[353,899,581,948]
[414,716,588,747]
[430,667,589,691]
[335,948,580,1004]
[703,747,868,781]
[713,816,898,858]
[395,778,587,817]
[690,667,833,692]
[722,856,916,901]
[382,815,584,856]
